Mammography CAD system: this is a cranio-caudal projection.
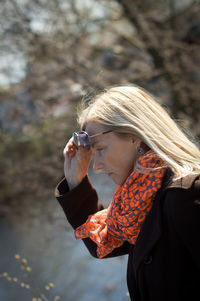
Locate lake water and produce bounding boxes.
[0,171,130,301]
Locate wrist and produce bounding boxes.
[68,181,80,190]
[67,175,85,190]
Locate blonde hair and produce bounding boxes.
[78,85,200,179]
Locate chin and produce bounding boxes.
[107,173,127,186]
[112,176,124,186]
[107,174,118,185]
[116,174,130,186]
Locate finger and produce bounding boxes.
[63,146,76,159]
[78,145,93,156]
[65,138,74,149]
[76,146,93,164]
[67,156,71,169]
[63,138,76,156]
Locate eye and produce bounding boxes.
[94,144,106,153]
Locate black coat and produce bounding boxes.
[55,170,200,301]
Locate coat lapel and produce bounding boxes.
[133,171,200,274]
[133,181,167,273]
[134,170,200,273]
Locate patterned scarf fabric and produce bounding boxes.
[75,150,166,258]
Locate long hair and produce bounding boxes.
[78,85,200,179]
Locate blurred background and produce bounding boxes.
[0,0,199,300]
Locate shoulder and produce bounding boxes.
[163,173,200,229]
[165,173,200,203]
[162,173,200,266]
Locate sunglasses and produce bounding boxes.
[73,130,113,150]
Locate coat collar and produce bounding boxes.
[133,169,200,274]
[133,184,165,273]
[168,172,200,189]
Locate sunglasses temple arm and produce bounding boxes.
[89,130,113,138]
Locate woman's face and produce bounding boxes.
[85,122,141,185]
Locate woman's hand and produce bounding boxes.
[63,137,93,190]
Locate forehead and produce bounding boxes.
[85,122,107,136]
[85,122,109,147]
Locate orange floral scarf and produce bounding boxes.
[75,150,166,258]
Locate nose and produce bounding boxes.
[93,155,104,172]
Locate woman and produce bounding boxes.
[55,85,200,301]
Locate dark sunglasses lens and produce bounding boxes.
[73,131,90,150]
[73,132,78,147]
[79,132,90,149]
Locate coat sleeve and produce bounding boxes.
[55,176,130,258]
[167,180,200,268]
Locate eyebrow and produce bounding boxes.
[90,130,113,148]
[91,138,100,148]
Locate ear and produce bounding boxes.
[133,138,150,153]
[132,137,142,145]
[141,141,150,152]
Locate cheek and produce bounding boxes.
[105,147,117,164]
[105,142,136,172]
[106,149,125,169]
[115,149,135,172]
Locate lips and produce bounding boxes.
[106,172,113,177]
